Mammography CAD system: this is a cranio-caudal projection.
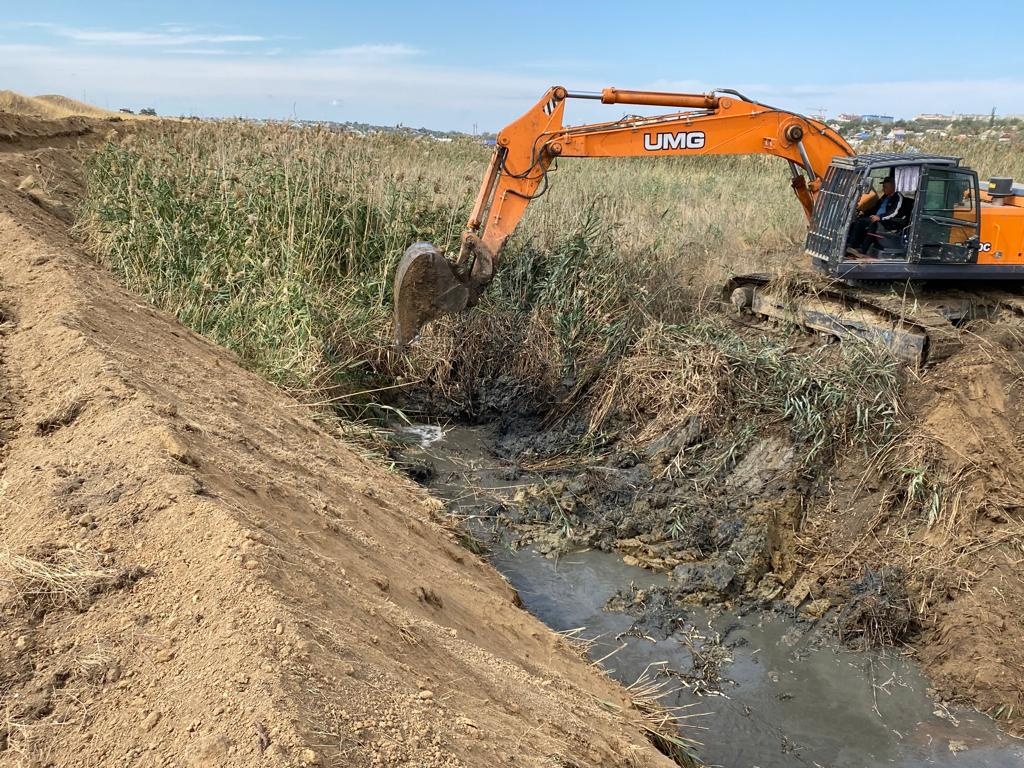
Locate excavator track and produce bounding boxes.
[724,274,1024,366]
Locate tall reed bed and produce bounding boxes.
[80,120,951,461]
[80,122,476,405]
[78,121,805,405]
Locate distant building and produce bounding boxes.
[836,113,861,122]
[861,114,895,124]
[954,113,988,122]
[915,113,952,122]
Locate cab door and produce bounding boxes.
[806,165,861,271]
[909,166,981,264]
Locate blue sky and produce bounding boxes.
[2,1,1023,130]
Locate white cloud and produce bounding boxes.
[648,78,1024,120]
[63,29,263,46]
[2,35,1021,131]
[318,43,420,59]
[163,49,233,56]
[0,43,52,55]
[21,22,263,47]
[0,42,548,127]
[159,24,195,34]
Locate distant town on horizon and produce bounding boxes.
[267,108,1024,148]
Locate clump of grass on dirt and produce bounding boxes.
[838,566,914,648]
[585,317,902,469]
[622,664,704,767]
[0,547,114,612]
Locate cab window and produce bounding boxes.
[916,167,979,254]
[920,168,977,220]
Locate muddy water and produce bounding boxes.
[395,424,1024,768]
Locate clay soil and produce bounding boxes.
[0,116,676,767]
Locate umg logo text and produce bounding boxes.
[643,130,706,151]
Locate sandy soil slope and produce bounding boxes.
[0,124,674,767]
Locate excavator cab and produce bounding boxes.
[807,154,982,280]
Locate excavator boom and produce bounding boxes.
[393,85,854,347]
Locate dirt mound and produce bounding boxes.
[836,566,914,648]
[0,90,54,118]
[0,90,128,120]
[34,94,126,120]
[0,124,674,766]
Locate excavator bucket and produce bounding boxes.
[392,242,470,348]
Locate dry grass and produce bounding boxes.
[623,663,706,766]
[586,324,730,443]
[2,704,53,768]
[76,121,1023,474]
[0,90,129,120]
[34,393,86,436]
[0,547,115,612]
[838,566,914,648]
[73,641,117,685]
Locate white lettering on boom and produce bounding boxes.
[643,131,706,151]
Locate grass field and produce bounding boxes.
[77,121,1022,461]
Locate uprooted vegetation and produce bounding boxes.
[77,120,1024,734]
[0,545,115,613]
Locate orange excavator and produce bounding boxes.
[393,86,1024,363]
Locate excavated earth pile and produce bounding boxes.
[0,119,675,767]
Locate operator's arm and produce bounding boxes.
[878,192,905,222]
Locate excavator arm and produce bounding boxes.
[393,86,854,346]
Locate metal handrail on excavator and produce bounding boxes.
[393,85,854,347]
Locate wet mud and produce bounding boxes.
[393,422,1024,767]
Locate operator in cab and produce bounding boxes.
[849,176,906,253]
